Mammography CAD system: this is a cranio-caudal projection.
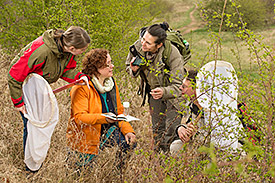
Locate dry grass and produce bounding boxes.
[1,45,273,182]
[0,48,159,182]
[1,0,274,182]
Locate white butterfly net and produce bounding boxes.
[196,61,242,150]
[22,73,59,171]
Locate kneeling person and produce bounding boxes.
[171,67,242,153]
[66,48,136,169]
[170,70,203,152]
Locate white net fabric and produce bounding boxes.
[22,73,59,171]
[196,61,242,150]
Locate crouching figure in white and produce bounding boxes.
[170,61,243,153]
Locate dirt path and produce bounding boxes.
[178,3,203,35]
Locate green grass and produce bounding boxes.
[170,4,196,29]
[155,0,197,29]
[181,25,275,80]
[1,0,274,182]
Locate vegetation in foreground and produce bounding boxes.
[0,0,274,182]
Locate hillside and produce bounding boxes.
[0,0,274,182]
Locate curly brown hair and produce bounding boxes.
[82,48,109,78]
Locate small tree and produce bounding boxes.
[201,0,270,31]
[0,0,152,62]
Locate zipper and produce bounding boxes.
[58,58,61,78]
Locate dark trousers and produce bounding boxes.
[149,97,182,152]
[67,125,136,170]
[20,112,28,152]
[20,112,39,173]
[100,125,134,153]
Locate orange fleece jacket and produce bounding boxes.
[66,79,135,155]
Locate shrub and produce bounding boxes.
[201,0,270,31]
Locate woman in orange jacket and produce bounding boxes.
[66,48,136,169]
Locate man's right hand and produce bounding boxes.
[178,123,196,143]
[130,57,140,72]
[16,105,26,114]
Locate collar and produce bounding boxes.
[91,75,114,94]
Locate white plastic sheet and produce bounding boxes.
[196,61,242,150]
[22,73,59,171]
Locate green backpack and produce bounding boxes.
[162,28,191,69]
[139,27,191,69]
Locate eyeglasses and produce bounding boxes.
[105,60,114,68]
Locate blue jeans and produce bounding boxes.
[20,112,28,153]
[67,125,136,170]
[20,112,39,173]
[100,125,135,153]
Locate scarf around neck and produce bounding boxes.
[91,75,114,94]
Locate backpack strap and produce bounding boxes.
[162,40,172,70]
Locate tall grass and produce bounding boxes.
[0,0,274,182]
[157,0,196,29]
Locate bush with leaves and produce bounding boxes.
[0,0,152,61]
[200,0,271,31]
[193,0,275,181]
[1,0,275,182]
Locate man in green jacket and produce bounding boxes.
[125,22,187,152]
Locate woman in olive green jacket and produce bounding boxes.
[8,26,90,172]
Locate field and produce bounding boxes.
[0,0,274,182]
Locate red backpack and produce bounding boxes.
[238,102,261,145]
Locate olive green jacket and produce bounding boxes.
[126,39,187,111]
[8,30,84,107]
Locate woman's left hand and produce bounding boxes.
[125,132,136,145]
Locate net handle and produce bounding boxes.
[53,79,83,93]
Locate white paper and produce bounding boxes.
[101,113,140,122]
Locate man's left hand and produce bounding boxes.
[178,124,196,143]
